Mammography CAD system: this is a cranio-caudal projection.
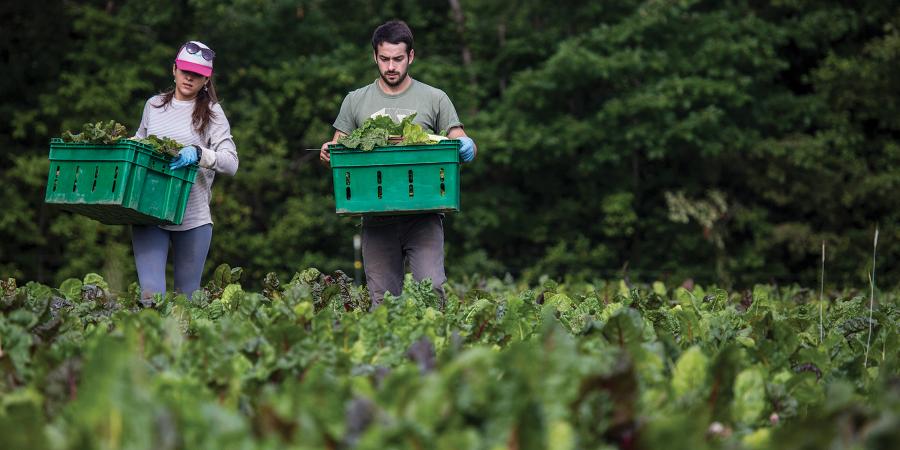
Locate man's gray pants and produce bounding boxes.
[362,214,446,306]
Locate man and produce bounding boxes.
[320,20,477,307]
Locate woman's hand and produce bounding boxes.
[170,146,199,170]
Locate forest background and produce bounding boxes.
[2,0,899,292]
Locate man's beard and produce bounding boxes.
[380,69,408,87]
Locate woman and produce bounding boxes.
[132,40,238,300]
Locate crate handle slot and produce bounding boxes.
[72,165,80,192]
[440,168,445,196]
[408,169,414,197]
[376,170,383,199]
[345,171,352,199]
[408,169,413,183]
[440,168,445,182]
[111,166,119,192]
[52,166,60,192]
[91,166,99,192]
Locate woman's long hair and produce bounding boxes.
[153,70,219,136]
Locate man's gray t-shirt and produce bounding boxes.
[333,78,462,136]
[333,78,463,226]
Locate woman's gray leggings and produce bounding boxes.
[131,224,212,298]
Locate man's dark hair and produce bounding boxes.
[372,20,414,54]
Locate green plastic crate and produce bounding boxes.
[329,140,460,215]
[44,138,197,225]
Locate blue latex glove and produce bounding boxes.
[170,146,198,170]
[458,136,475,163]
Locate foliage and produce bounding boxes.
[129,135,184,158]
[60,120,183,158]
[338,113,438,150]
[60,120,127,144]
[337,118,389,151]
[399,118,433,145]
[1,271,899,449]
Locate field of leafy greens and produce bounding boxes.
[1,266,898,450]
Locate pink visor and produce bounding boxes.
[175,59,212,77]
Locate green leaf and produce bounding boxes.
[672,346,709,400]
[731,366,767,425]
[601,307,645,349]
[221,284,243,308]
[58,278,83,301]
[82,273,108,291]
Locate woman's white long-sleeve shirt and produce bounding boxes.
[135,95,238,231]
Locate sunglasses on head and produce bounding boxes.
[182,42,215,61]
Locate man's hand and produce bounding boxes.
[458,136,476,163]
[320,141,335,165]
